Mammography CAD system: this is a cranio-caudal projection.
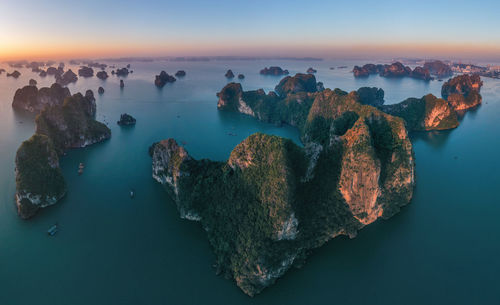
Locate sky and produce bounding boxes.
[0,0,499,61]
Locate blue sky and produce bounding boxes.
[1,0,499,59]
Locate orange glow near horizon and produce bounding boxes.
[1,41,500,62]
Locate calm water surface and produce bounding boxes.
[0,60,498,305]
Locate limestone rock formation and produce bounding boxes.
[12,83,71,113]
[117,113,136,125]
[115,68,130,77]
[260,66,289,76]
[7,70,21,78]
[353,62,432,80]
[78,66,94,77]
[155,71,176,87]
[356,87,385,107]
[225,69,235,78]
[175,70,186,77]
[274,73,318,97]
[56,69,78,86]
[35,91,110,153]
[441,74,483,110]
[15,134,66,219]
[96,71,109,80]
[411,66,432,81]
[156,79,415,296]
[424,60,453,77]
[381,94,459,131]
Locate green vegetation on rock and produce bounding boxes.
[15,134,66,219]
[381,94,459,131]
[36,92,111,154]
[153,77,416,296]
[14,86,110,219]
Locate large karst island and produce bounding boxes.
[149,72,482,296]
[13,83,110,219]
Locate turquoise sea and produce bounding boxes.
[0,59,499,304]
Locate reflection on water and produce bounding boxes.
[410,129,454,149]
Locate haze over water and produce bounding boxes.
[0,59,499,304]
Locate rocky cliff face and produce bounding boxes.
[12,83,71,113]
[35,91,110,153]
[154,83,416,296]
[15,134,66,219]
[274,73,318,97]
[154,71,176,87]
[356,87,385,106]
[441,74,483,110]
[381,94,459,131]
[55,69,78,86]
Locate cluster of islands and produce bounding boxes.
[7,58,485,296]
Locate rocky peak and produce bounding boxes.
[155,71,176,87]
[12,83,71,113]
[274,73,318,97]
[216,82,243,111]
[441,74,483,110]
[15,134,66,219]
[355,87,385,107]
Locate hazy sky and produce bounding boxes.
[1,0,499,60]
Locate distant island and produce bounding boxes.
[260,66,289,76]
[353,61,432,80]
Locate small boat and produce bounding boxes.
[130,190,135,198]
[78,163,85,175]
[47,224,58,236]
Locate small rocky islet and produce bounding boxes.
[154,71,176,87]
[225,69,235,78]
[175,70,186,77]
[7,70,21,78]
[260,66,289,76]
[78,66,94,77]
[96,71,109,80]
[117,113,136,125]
